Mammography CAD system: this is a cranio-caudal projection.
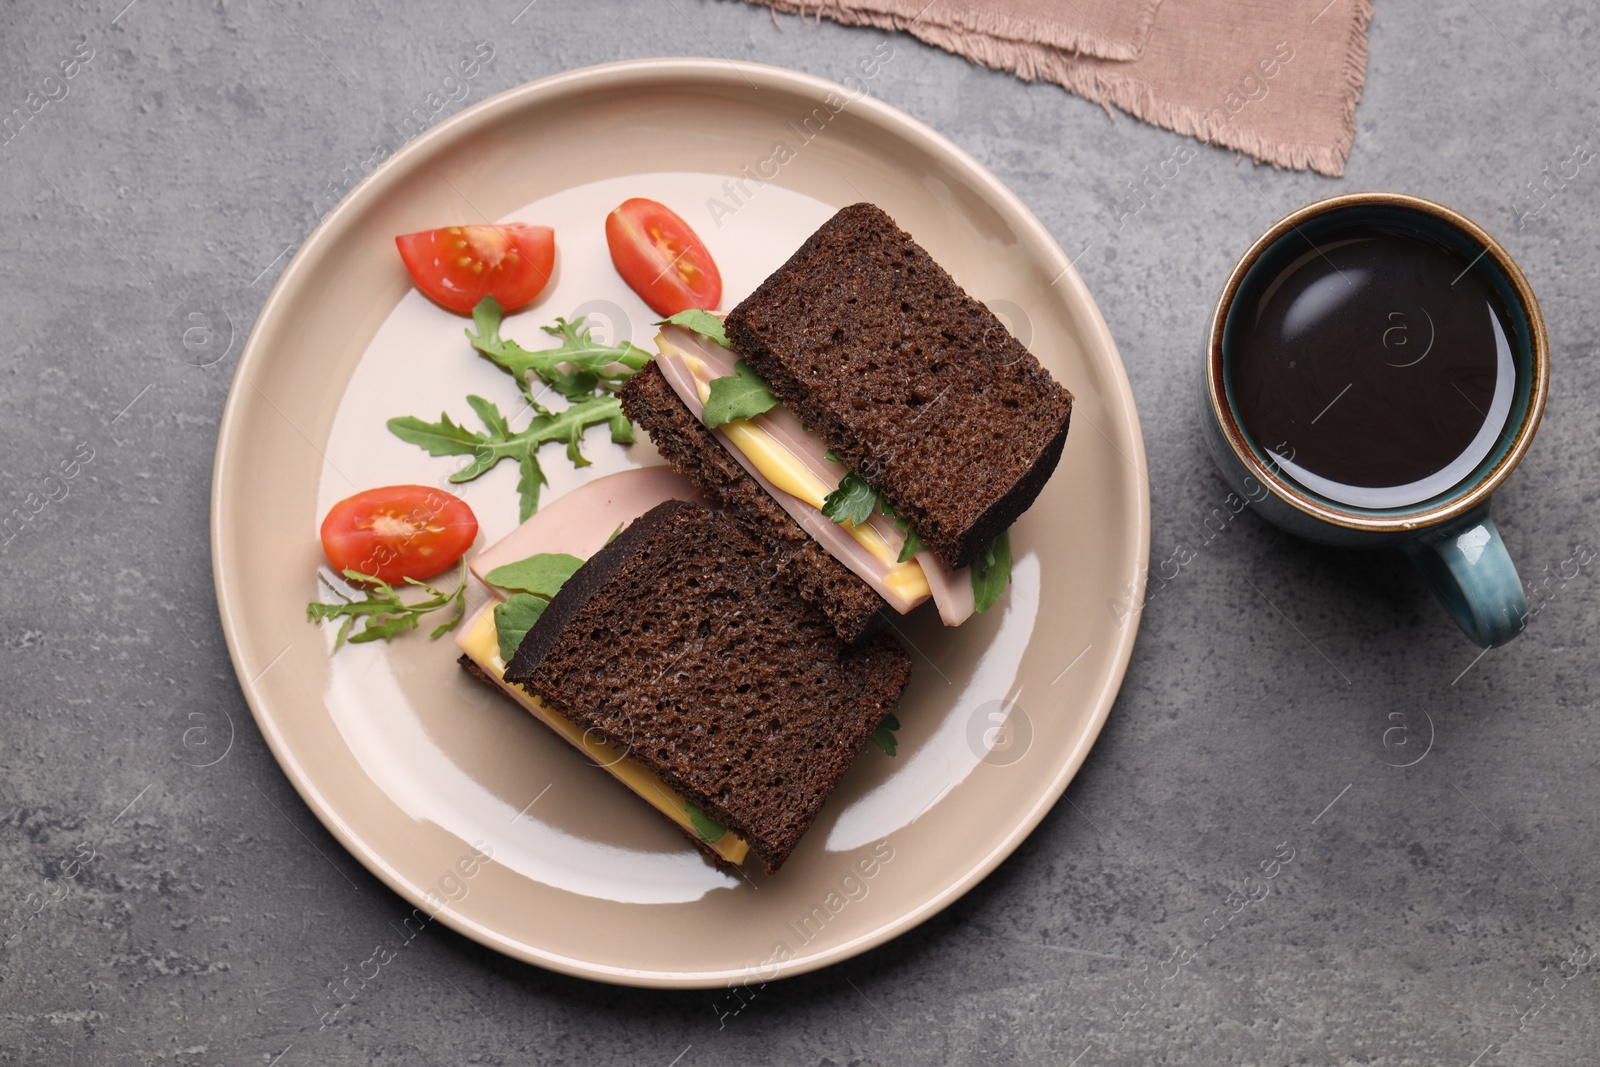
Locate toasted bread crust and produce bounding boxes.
[502,501,912,874]
[619,361,885,645]
[724,203,1074,569]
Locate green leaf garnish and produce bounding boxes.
[306,562,467,651]
[605,522,624,546]
[701,360,780,429]
[393,297,645,525]
[869,712,901,756]
[685,801,727,843]
[888,507,923,562]
[971,529,1013,613]
[494,593,550,662]
[467,297,650,405]
[896,526,924,564]
[388,393,626,521]
[484,553,584,598]
[490,552,584,660]
[656,309,729,348]
[821,470,878,527]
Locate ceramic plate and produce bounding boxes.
[212,59,1149,988]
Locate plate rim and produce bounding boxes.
[211,56,1151,987]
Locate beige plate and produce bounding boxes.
[212,59,1150,988]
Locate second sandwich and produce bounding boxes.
[621,202,1074,643]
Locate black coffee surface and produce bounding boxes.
[1228,226,1514,503]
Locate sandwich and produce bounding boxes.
[455,469,912,874]
[620,202,1073,643]
[453,202,1065,872]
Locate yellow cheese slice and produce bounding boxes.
[458,605,750,866]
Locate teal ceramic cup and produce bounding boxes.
[1202,193,1549,648]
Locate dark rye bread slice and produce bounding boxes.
[619,361,884,645]
[503,500,912,875]
[724,202,1074,570]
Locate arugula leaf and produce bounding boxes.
[824,448,841,463]
[821,470,878,527]
[685,802,727,843]
[467,297,650,405]
[702,361,780,429]
[406,298,646,520]
[971,529,1013,613]
[605,522,624,546]
[896,526,924,564]
[306,562,466,651]
[869,712,901,756]
[388,393,626,521]
[888,508,924,563]
[484,553,584,598]
[490,552,584,659]
[494,593,550,662]
[656,309,729,348]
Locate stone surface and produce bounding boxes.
[3,1,1598,1064]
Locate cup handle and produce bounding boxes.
[1403,508,1528,648]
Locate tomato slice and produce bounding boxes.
[605,198,722,317]
[320,485,479,584]
[394,224,555,314]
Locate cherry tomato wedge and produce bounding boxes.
[320,485,479,584]
[605,198,722,317]
[395,224,555,314]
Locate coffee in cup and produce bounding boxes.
[1202,193,1549,648]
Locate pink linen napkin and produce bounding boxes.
[752,0,1373,177]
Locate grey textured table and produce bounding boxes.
[4,2,1598,1064]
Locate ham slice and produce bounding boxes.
[918,550,976,626]
[469,466,704,591]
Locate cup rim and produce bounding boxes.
[1206,191,1549,532]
